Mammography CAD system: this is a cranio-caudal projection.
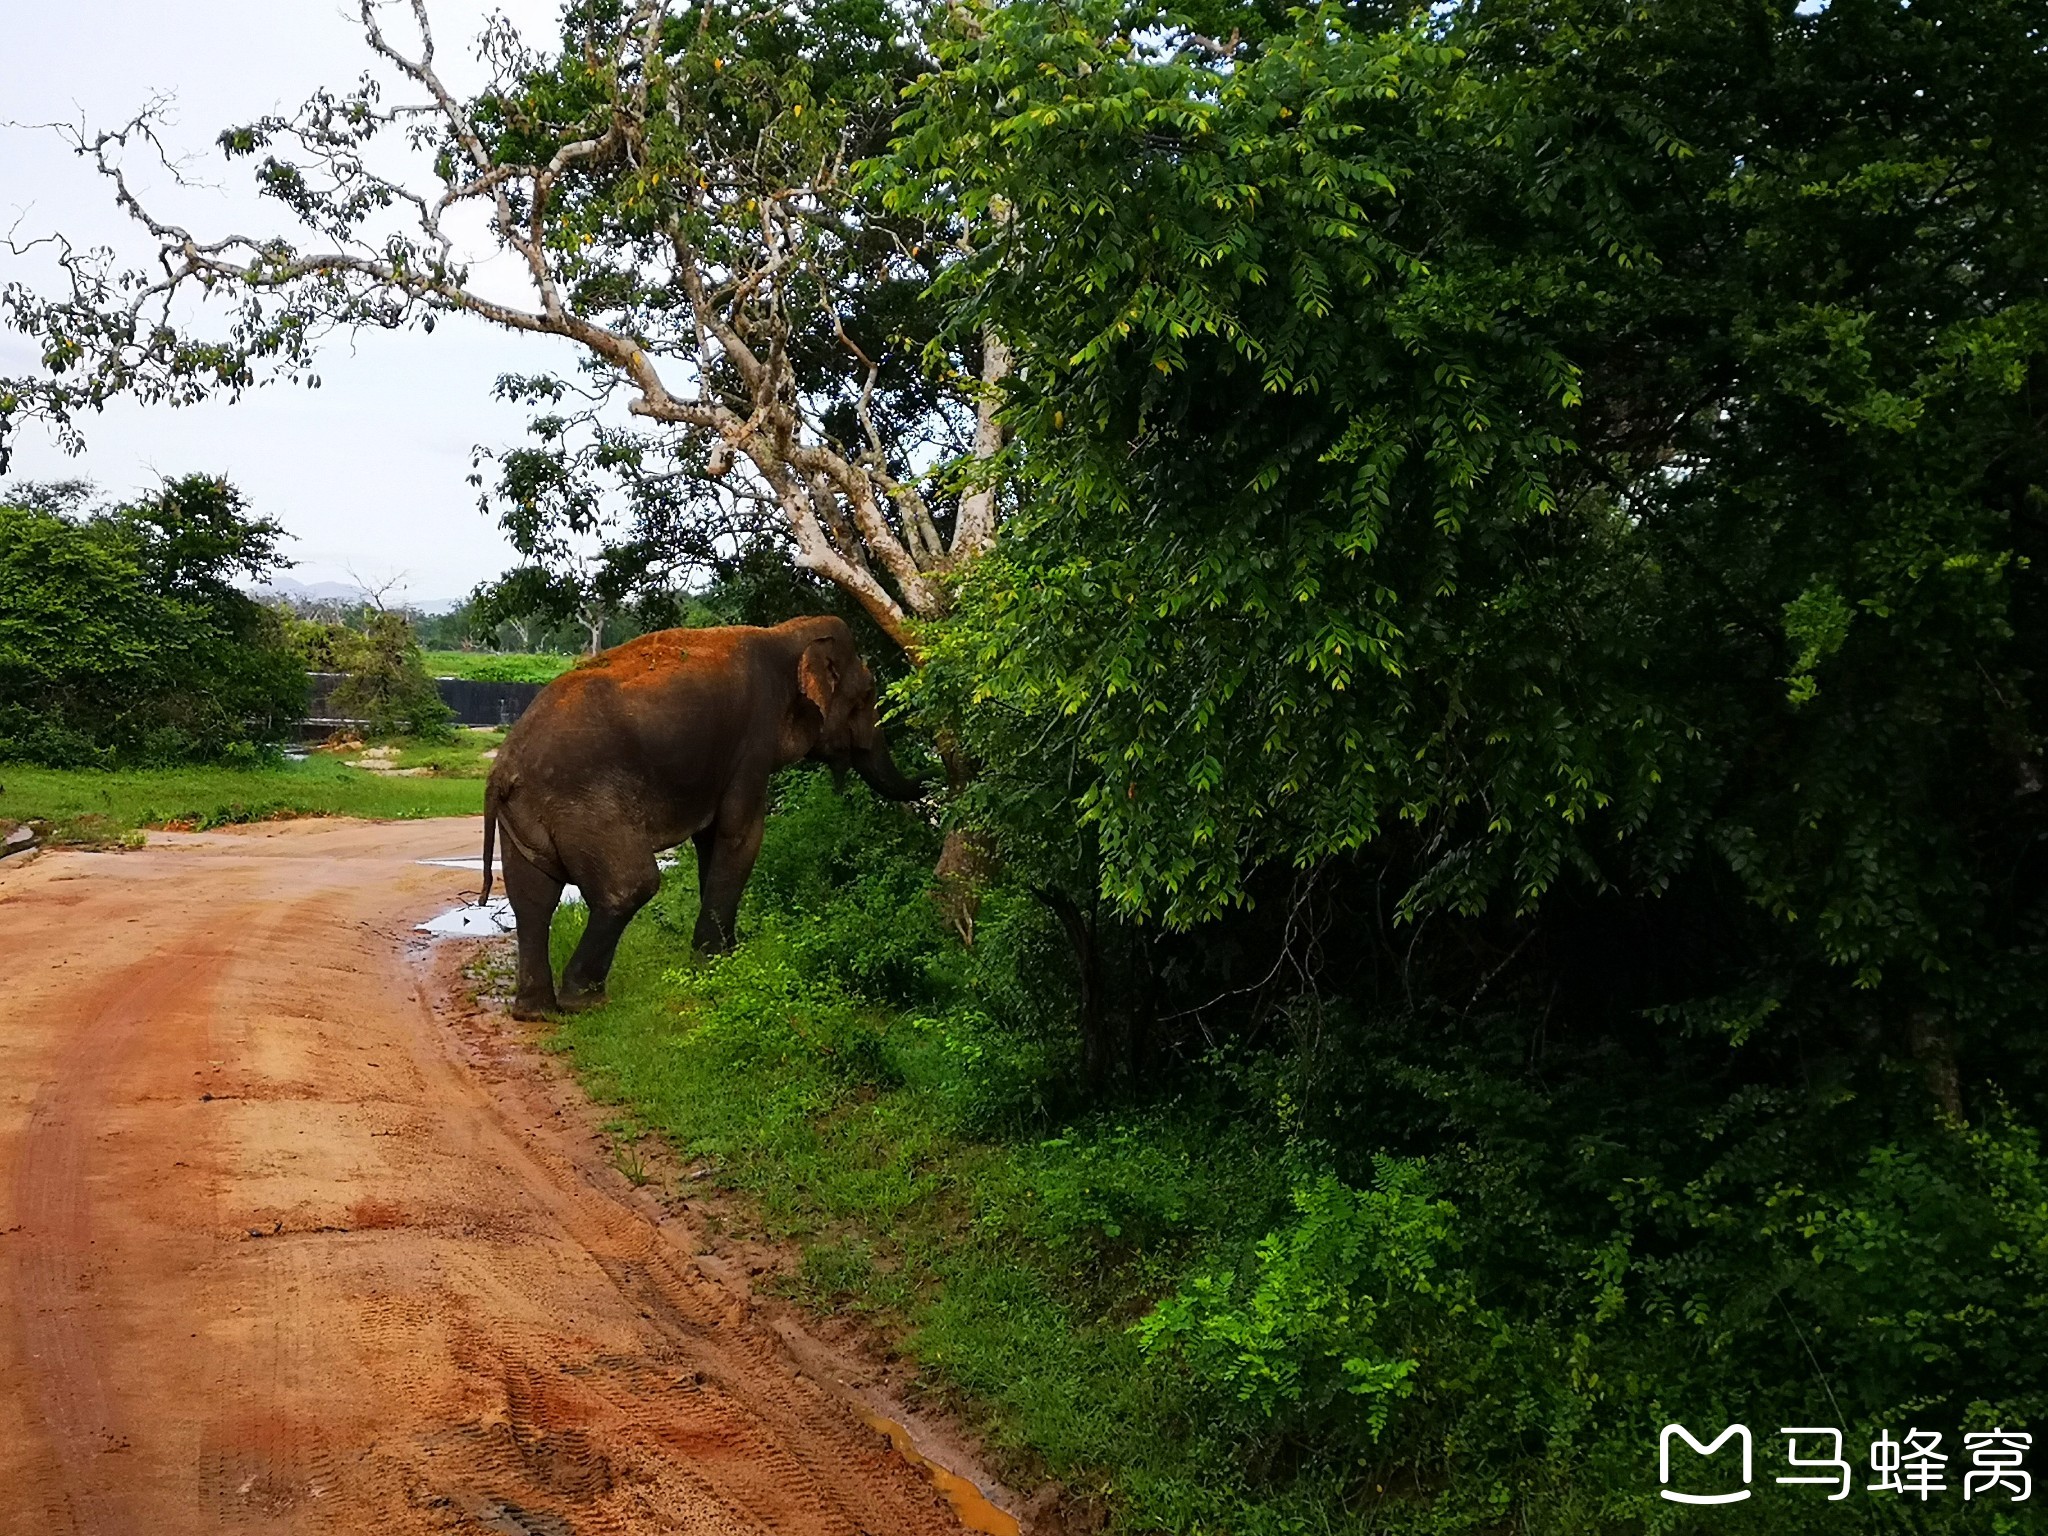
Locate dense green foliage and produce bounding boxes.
[0,477,306,764]
[895,0,2047,960]
[558,772,2048,1533]
[902,0,2048,1525]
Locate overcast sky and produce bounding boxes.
[0,0,576,604]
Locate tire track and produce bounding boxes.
[196,885,391,1531]
[11,943,221,1535]
[0,821,1012,1536]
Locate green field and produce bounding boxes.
[0,753,487,842]
[420,650,578,683]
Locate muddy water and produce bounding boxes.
[859,1411,1023,1536]
[414,857,582,932]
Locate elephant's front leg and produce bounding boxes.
[692,805,766,954]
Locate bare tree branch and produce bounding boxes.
[0,0,993,657]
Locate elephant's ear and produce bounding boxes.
[798,637,840,719]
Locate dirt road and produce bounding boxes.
[0,820,1014,1536]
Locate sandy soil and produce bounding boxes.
[0,820,1019,1536]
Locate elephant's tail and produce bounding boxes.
[480,784,498,905]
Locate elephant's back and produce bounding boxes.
[491,627,766,795]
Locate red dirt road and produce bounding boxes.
[0,820,1008,1536]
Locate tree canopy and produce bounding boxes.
[896,0,2046,992]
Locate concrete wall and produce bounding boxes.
[432,676,549,728]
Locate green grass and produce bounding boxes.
[0,755,484,842]
[537,796,1302,1529]
[421,650,578,683]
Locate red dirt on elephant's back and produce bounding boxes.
[552,628,754,691]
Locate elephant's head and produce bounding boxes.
[793,618,924,801]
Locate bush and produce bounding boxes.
[1135,1163,1466,1444]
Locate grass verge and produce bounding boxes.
[0,754,484,842]
[322,726,505,779]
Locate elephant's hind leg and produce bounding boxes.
[502,838,565,1021]
[559,850,661,1011]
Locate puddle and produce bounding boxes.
[416,887,582,937]
[417,897,518,937]
[857,1408,1019,1536]
[414,854,686,937]
[418,854,678,873]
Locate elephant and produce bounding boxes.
[478,616,921,1020]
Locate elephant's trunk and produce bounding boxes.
[852,737,924,802]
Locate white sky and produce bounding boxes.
[0,0,575,605]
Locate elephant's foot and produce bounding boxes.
[557,986,607,1014]
[691,912,738,955]
[509,992,558,1022]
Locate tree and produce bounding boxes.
[0,475,307,762]
[1,0,1001,657]
[470,559,619,656]
[898,0,2047,995]
[327,609,457,738]
[885,1,2048,1518]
